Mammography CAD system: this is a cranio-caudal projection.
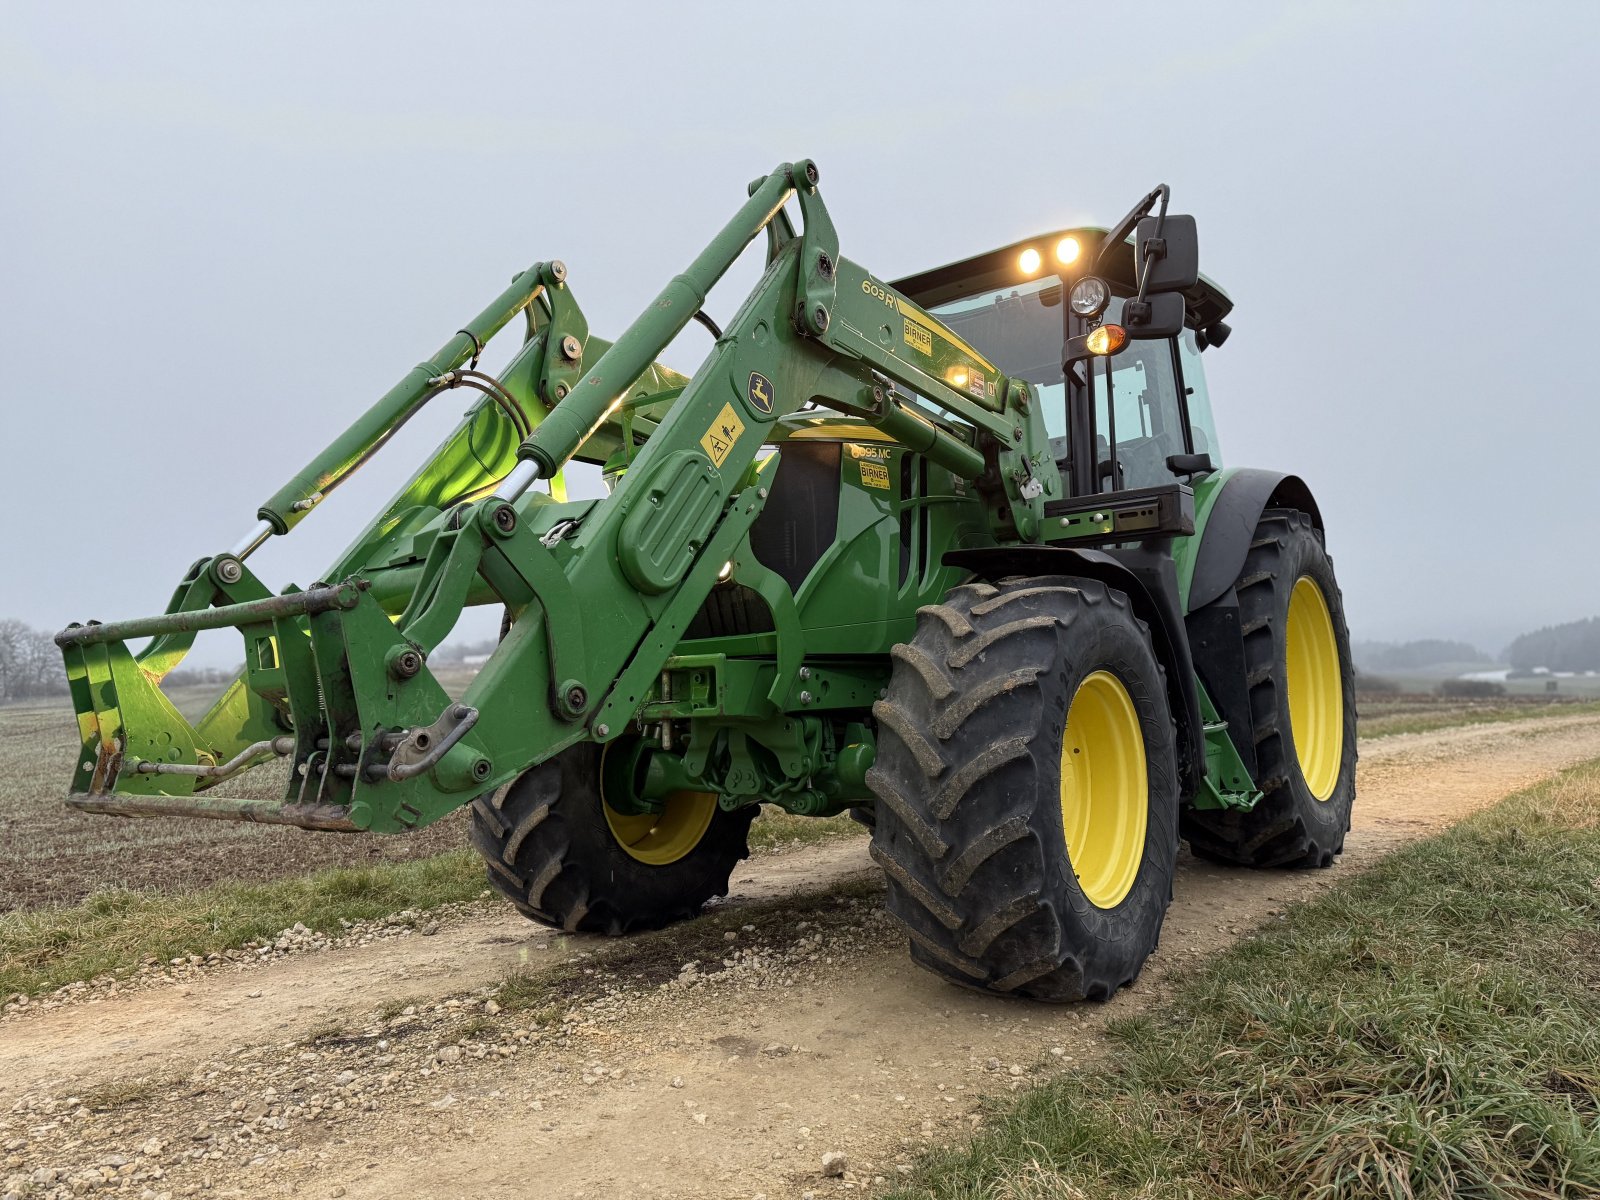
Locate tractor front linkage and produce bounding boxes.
[57,159,1060,834]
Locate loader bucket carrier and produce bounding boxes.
[57,161,1357,1003]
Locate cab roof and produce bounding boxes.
[891,226,1234,331]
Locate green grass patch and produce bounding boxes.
[0,806,868,1003]
[891,762,1600,1200]
[748,806,864,852]
[0,850,486,999]
[0,802,866,1001]
[1358,698,1600,739]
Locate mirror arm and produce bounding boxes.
[1131,185,1171,308]
[1095,182,1170,275]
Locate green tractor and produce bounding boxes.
[56,161,1355,1002]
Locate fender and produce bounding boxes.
[1179,468,1322,780]
[1182,468,1322,613]
[944,545,1205,806]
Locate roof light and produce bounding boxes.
[1085,324,1127,356]
[1055,236,1081,265]
[1018,247,1042,275]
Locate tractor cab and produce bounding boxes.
[893,215,1234,499]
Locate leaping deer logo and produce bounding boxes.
[747,372,775,415]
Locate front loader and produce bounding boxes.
[56,160,1356,1002]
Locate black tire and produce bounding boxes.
[468,742,755,934]
[867,576,1179,1003]
[1182,508,1357,868]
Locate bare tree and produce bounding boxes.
[0,619,67,703]
[0,619,26,703]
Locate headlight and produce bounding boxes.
[1018,247,1043,275]
[1069,276,1110,318]
[1055,236,1081,265]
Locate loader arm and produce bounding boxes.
[56,159,1059,832]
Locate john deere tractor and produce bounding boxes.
[56,161,1355,1002]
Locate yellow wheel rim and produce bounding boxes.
[1285,576,1344,801]
[602,791,718,865]
[1059,670,1149,909]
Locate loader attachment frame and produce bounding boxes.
[56,160,1061,832]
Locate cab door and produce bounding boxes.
[1089,299,1191,494]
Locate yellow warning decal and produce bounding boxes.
[701,402,745,468]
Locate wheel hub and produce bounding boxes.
[602,791,719,865]
[1285,576,1343,801]
[1059,670,1148,909]
[599,742,718,866]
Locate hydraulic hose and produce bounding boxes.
[429,369,532,438]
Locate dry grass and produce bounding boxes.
[1358,696,1600,739]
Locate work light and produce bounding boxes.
[1069,276,1110,318]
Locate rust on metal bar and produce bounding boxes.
[65,793,359,832]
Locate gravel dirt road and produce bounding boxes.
[6,712,1599,1200]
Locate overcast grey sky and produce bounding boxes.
[2,1,1596,661]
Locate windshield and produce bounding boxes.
[930,278,1067,439]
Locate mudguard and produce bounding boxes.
[1185,469,1322,613]
[944,545,1205,805]
[1180,468,1323,780]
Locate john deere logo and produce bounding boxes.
[747,372,775,415]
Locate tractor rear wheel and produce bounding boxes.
[469,742,755,934]
[1182,508,1357,867]
[867,576,1179,1002]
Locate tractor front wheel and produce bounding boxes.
[469,742,755,934]
[867,576,1179,1002]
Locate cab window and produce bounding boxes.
[1177,326,1221,465]
[1090,298,1186,492]
[930,277,1066,438]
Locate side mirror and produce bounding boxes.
[1123,292,1185,339]
[1167,451,1214,477]
[1135,214,1199,294]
